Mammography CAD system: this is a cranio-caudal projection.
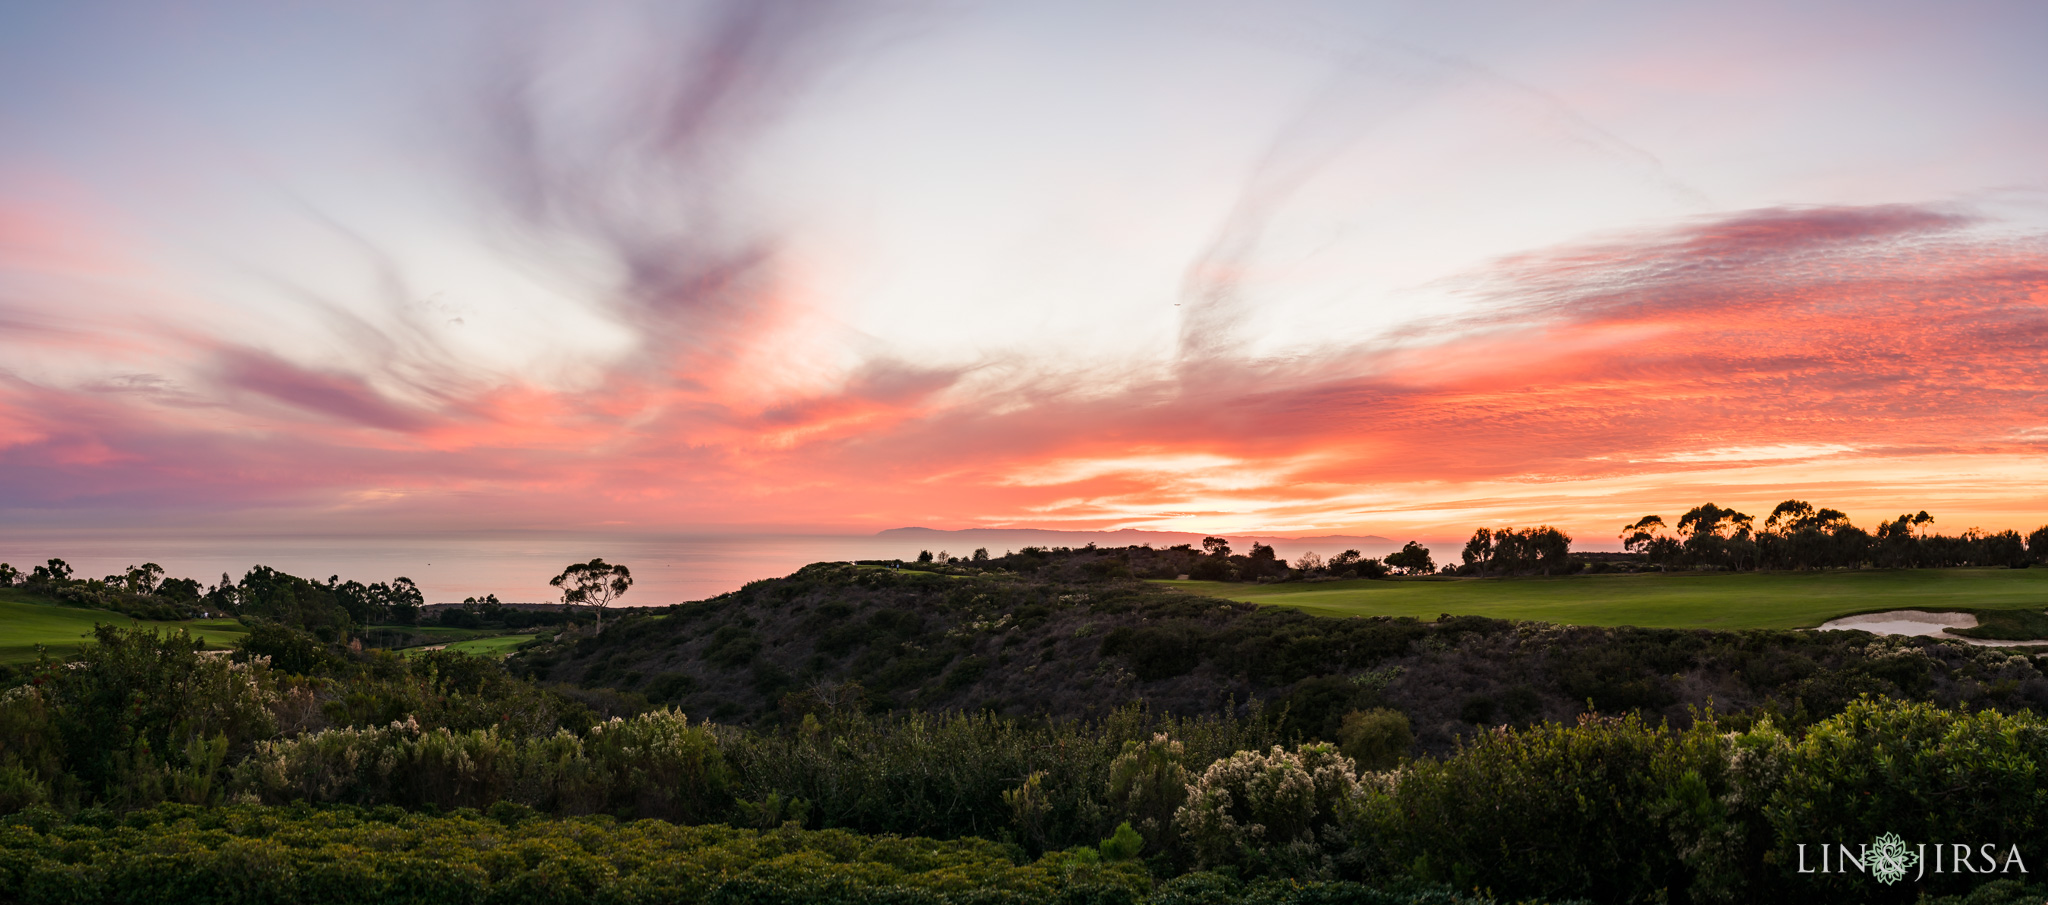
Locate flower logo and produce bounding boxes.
[1868,832,1919,885]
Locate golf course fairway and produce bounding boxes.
[1157,567,2048,630]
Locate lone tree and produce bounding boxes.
[1385,541,1435,576]
[551,559,633,630]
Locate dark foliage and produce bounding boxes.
[506,562,2048,757]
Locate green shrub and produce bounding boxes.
[1107,732,1193,854]
[232,708,728,821]
[1101,821,1145,862]
[1356,698,2046,904]
[1336,709,1411,771]
[42,626,278,808]
[1746,697,2048,902]
[717,706,1279,855]
[1366,712,1725,903]
[0,804,1155,905]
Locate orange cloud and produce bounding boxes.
[5,182,2047,543]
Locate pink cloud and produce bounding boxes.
[4,7,2045,546]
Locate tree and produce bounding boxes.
[121,563,165,595]
[384,577,423,625]
[2030,525,2048,564]
[1526,526,1573,575]
[551,558,633,630]
[1201,537,1231,557]
[1764,500,1813,533]
[1385,541,1435,576]
[30,558,73,585]
[1983,530,2029,568]
[236,566,353,639]
[1461,529,1494,571]
[1620,516,1667,554]
[1675,504,1753,570]
[1245,542,1280,578]
[0,563,16,587]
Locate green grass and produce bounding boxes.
[1155,567,2048,631]
[413,634,533,658]
[0,589,250,664]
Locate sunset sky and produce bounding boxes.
[6,0,2048,551]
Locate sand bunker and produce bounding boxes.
[1817,610,2045,646]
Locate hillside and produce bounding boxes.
[0,588,248,663]
[509,557,2048,751]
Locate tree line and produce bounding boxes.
[1087,501,2048,583]
[0,557,635,638]
[1621,500,2048,571]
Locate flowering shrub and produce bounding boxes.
[1174,742,1361,877]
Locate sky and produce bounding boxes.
[5,0,2048,556]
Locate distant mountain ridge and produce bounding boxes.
[876,526,1396,553]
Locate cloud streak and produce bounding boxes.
[4,199,2046,538]
[4,3,2047,542]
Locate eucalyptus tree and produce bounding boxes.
[551,558,634,630]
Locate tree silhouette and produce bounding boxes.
[1764,500,1813,533]
[1620,516,1664,552]
[1385,541,1435,576]
[551,559,633,630]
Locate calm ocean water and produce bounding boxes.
[0,532,937,606]
[0,529,1410,607]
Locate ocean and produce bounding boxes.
[0,528,1406,606]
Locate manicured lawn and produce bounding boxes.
[436,634,533,657]
[394,633,532,658]
[0,589,249,663]
[1155,567,2048,630]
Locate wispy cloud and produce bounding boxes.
[4,2,2047,540]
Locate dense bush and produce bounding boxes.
[0,804,1154,905]
[8,567,2048,903]
[1744,697,2048,902]
[14,625,277,810]
[1365,712,1724,902]
[5,624,2047,905]
[0,626,616,814]
[233,709,732,821]
[509,563,2048,754]
[717,706,1280,855]
[8,698,2043,903]
[1358,699,2048,904]
[1174,743,1361,878]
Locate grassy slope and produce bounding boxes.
[0,588,249,663]
[440,634,532,657]
[1157,567,2048,630]
[397,633,532,658]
